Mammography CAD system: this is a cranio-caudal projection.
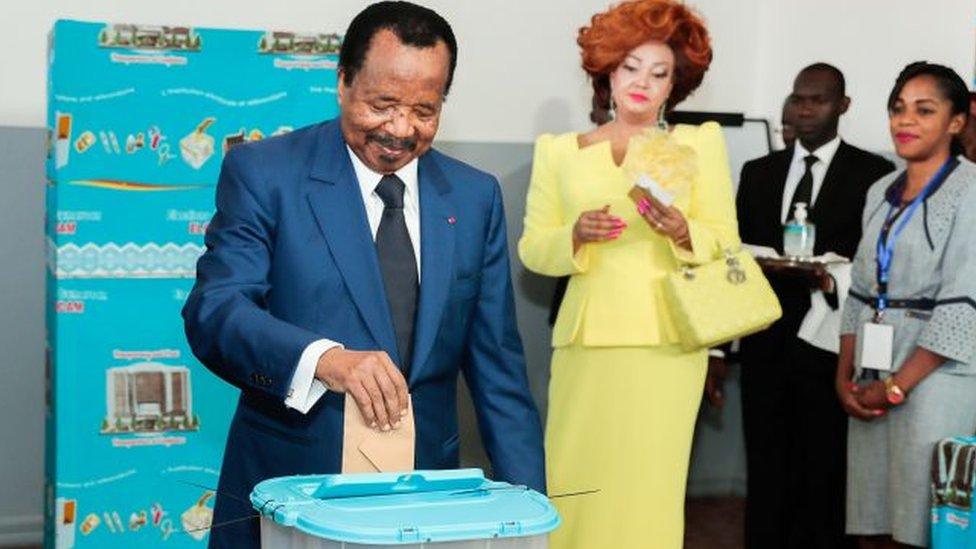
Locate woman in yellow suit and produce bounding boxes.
[518,2,739,547]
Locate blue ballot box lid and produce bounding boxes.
[250,468,560,544]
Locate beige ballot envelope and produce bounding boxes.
[342,395,415,473]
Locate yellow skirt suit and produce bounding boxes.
[518,122,739,548]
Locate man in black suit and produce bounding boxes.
[736,63,895,549]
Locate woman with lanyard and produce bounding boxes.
[837,61,976,549]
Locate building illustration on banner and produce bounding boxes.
[98,24,202,51]
[102,362,197,435]
[258,31,342,55]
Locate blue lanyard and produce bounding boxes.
[874,158,953,319]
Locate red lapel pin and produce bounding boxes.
[447,216,457,225]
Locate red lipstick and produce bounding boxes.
[895,132,917,144]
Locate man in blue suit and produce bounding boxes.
[182,3,545,546]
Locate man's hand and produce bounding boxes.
[315,348,409,431]
[807,267,835,293]
[704,356,728,408]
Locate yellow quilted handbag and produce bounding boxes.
[663,249,782,351]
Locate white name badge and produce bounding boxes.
[856,322,894,371]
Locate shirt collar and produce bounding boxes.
[345,145,419,201]
[793,135,842,167]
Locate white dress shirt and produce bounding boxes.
[283,146,420,413]
[780,135,842,223]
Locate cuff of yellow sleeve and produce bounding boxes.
[560,221,589,274]
[571,243,590,273]
[668,221,713,265]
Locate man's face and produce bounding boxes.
[338,29,450,173]
[787,69,849,149]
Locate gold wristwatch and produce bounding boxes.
[884,377,906,405]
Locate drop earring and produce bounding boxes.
[657,104,668,131]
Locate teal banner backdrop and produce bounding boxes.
[45,20,340,548]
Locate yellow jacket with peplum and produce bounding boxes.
[518,121,740,348]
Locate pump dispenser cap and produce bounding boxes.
[793,202,808,222]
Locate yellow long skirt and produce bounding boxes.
[546,344,707,549]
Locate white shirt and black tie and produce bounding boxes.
[780,135,842,223]
[783,135,850,347]
[283,147,420,414]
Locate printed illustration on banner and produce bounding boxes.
[148,125,166,150]
[99,24,201,51]
[101,361,198,435]
[222,125,293,153]
[55,112,72,168]
[125,132,145,154]
[181,491,214,541]
[221,129,245,153]
[80,512,100,535]
[258,31,341,54]
[51,241,205,279]
[55,498,77,548]
[129,509,148,531]
[75,130,96,154]
[151,502,166,526]
[180,118,216,170]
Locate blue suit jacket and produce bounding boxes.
[182,118,545,548]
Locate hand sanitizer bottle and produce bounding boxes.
[783,202,815,258]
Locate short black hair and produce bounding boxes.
[888,61,970,156]
[338,1,458,96]
[798,62,846,97]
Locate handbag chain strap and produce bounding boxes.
[679,248,747,285]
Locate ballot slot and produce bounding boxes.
[311,469,486,500]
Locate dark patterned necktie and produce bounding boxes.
[374,174,418,372]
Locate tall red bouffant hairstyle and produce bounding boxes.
[578,0,712,124]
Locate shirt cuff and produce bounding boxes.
[284,339,342,414]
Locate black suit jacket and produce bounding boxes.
[737,141,894,360]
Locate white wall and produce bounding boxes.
[746,1,976,151]
[4,0,974,151]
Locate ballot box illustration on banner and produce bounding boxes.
[932,436,976,548]
[251,469,560,549]
[45,18,340,548]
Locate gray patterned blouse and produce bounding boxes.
[841,157,976,375]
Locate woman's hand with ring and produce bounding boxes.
[636,195,691,249]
